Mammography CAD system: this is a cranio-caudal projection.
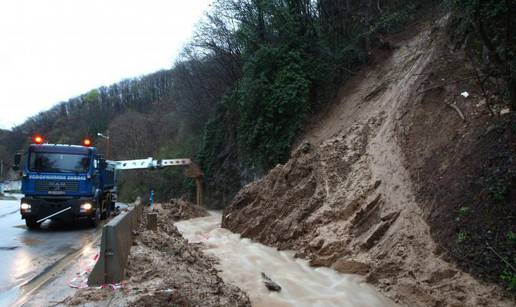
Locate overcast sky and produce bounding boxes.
[0,0,212,130]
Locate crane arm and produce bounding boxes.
[110,158,192,170]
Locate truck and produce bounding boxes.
[13,137,117,230]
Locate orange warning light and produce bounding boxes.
[82,138,92,146]
[33,135,44,144]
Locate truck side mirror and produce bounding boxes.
[12,153,21,171]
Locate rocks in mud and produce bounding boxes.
[300,142,312,153]
[309,255,336,267]
[332,259,370,275]
[261,273,282,292]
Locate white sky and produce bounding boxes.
[0,0,212,130]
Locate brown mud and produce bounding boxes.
[160,199,210,221]
[222,14,514,307]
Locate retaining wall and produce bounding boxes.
[88,198,143,285]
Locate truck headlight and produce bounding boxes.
[80,203,93,212]
[21,203,31,212]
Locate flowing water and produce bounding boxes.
[175,212,398,307]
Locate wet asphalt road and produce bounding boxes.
[0,194,106,306]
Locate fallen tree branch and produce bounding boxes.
[465,51,496,116]
[416,76,478,96]
[487,243,516,273]
[446,101,466,122]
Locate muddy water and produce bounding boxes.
[175,212,398,307]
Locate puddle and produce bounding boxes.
[175,212,398,307]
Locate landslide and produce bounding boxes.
[222,14,514,307]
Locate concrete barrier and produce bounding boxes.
[88,198,143,285]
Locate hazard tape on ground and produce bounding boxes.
[67,253,175,294]
[68,276,126,290]
[67,252,128,291]
[67,253,98,289]
[67,253,123,290]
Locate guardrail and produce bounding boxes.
[88,198,143,286]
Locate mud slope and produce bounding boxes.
[222,16,512,307]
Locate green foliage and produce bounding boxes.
[238,48,311,168]
[83,90,100,104]
[458,206,470,216]
[374,2,418,33]
[488,175,510,202]
[456,206,470,221]
[507,231,516,243]
[500,259,516,291]
[198,93,240,178]
[457,230,468,243]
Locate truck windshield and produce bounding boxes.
[29,152,90,173]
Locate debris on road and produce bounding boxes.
[161,199,209,221]
[67,200,249,306]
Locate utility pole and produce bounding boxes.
[0,160,3,180]
[97,132,111,160]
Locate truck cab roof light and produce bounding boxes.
[83,138,92,146]
[33,135,44,144]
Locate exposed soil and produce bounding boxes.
[161,199,210,221]
[399,21,516,291]
[222,13,514,307]
[68,202,249,307]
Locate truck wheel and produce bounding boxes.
[100,201,106,220]
[100,200,110,220]
[25,218,40,230]
[107,201,113,218]
[90,208,100,227]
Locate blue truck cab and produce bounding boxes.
[15,143,117,229]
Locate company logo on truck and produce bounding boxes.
[28,175,87,181]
